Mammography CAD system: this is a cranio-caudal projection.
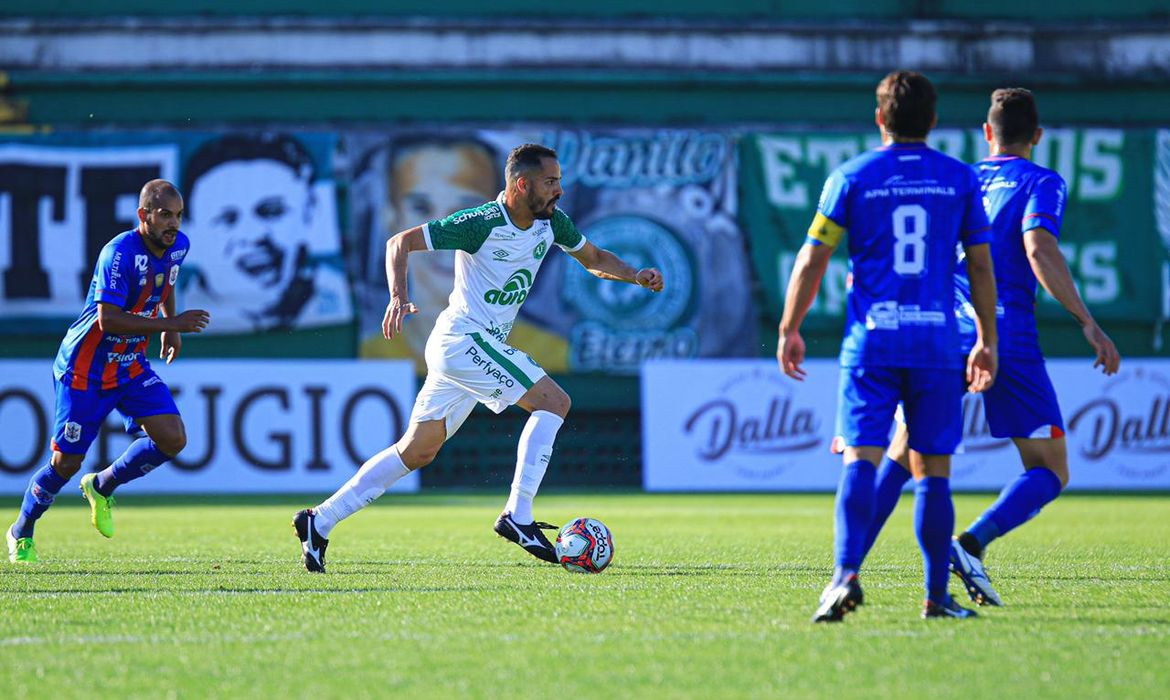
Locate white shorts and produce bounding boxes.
[409,330,547,438]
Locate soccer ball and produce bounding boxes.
[554,517,614,573]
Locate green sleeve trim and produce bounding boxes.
[551,209,585,251]
[427,202,502,253]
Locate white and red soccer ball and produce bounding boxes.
[554,517,614,574]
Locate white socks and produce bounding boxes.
[314,445,411,538]
[504,410,564,524]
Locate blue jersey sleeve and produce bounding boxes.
[806,169,850,247]
[93,242,131,307]
[1022,173,1067,239]
[960,169,992,248]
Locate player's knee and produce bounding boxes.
[155,428,187,457]
[553,390,571,418]
[50,452,84,478]
[1044,463,1069,489]
[398,442,440,470]
[540,385,571,418]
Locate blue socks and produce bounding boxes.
[914,476,954,604]
[94,438,170,497]
[12,464,69,539]
[967,467,1063,552]
[834,460,876,579]
[861,455,911,563]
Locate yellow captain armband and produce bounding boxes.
[807,212,845,247]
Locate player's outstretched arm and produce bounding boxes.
[568,241,664,291]
[1024,227,1121,375]
[382,226,427,339]
[777,242,833,381]
[964,242,999,392]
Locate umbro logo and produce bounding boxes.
[492,249,510,260]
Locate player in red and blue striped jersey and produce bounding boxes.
[6,180,210,564]
[779,71,1000,621]
[860,88,1121,606]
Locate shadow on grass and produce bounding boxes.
[612,562,823,577]
[11,585,509,595]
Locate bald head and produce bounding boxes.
[136,179,184,251]
[139,179,183,211]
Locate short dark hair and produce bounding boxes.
[988,88,1039,146]
[876,71,937,139]
[505,143,557,183]
[138,179,182,210]
[182,133,314,218]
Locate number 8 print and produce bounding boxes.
[892,204,927,277]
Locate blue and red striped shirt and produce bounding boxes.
[53,229,190,390]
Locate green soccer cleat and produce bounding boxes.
[6,527,37,564]
[79,473,115,538]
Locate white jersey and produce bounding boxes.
[421,192,586,342]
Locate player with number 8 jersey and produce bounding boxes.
[813,143,990,369]
[778,71,999,622]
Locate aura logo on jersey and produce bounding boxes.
[483,269,533,305]
[565,216,697,373]
[681,367,821,480]
[1066,367,1170,479]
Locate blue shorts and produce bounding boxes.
[983,357,1065,439]
[52,370,179,455]
[838,366,965,455]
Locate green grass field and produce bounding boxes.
[1,492,1167,699]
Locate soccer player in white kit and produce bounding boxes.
[293,144,664,571]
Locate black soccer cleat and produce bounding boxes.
[811,574,865,623]
[922,596,979,620]
[292,509,329,573]
[493,512,559,564]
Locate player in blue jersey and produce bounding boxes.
[6,180,210,564]
[859,88,1121,606]
[778,71,1000,621]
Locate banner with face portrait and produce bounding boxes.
[0,132,352,336]
[344,129,758,375]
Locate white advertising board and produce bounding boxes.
[643,359,1170,491]
[0,360,418,494]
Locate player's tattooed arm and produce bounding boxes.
[568,241,664,291]
[964,242,999,392]
[777,241,833,381]
[97,302,209,336]
[382,226,427,339]
[1024,227,1120,375]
